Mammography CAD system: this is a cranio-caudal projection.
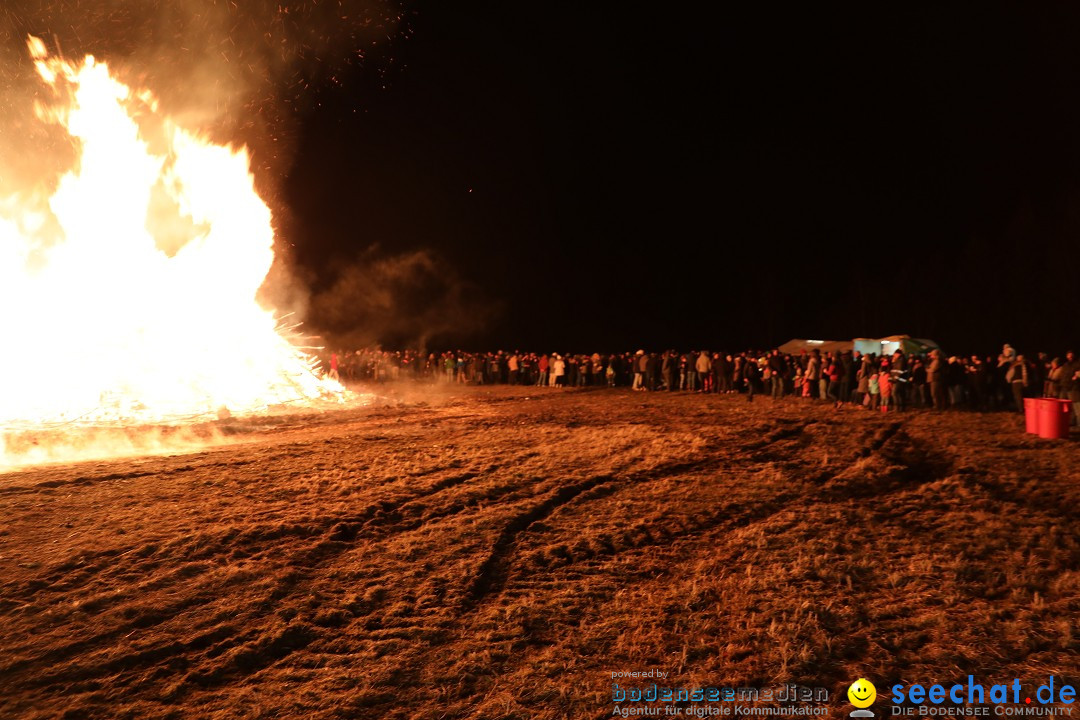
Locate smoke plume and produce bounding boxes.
[0,0,407,184]
[0,1,492,349]
[306,249,497,351]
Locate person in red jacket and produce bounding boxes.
[878,362,892,411]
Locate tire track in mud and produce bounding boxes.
[7,415,796,623]
[458,419,818,611]
[736,417,808,455]
[14,427,536,683]
[146,453,548,693]
[858,420,903,457]
[0,457,512,695]
[812,422,952,501]
[897,422,1080,526]
[471,419,950,614]
[3,458,495,599]
[323,469,482,543]
[309,422,815,618]
[463,473,617,608]
[0,584,240,686]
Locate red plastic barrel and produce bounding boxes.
[1024,397,1040,434]
[1037,399,1071,440]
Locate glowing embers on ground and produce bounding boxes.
[0,37,346,432]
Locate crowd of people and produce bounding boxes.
[322,344,1080,423]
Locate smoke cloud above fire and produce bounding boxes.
[0,1,487,349]
[305,248,498,351]
[0,0,406,167]
[0,0,407,235]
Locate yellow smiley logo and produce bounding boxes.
[848,678,877,708]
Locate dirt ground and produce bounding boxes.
[1,385,1078,719]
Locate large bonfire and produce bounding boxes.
[0,37,345,431]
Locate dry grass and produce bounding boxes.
[0,387,1077,719]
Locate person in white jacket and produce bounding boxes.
[552,354,566,387]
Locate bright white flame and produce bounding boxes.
[0,38,345,436]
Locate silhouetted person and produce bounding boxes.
[928,349,947,410]
[1062,351,1080,426]
[768,349,785,399]
[1006,355,1028,413]
[743,356,759,402]
[695,351,712,393]
[839,351,854,402]
[646,352,659,391]
[805,350,821,399]
[662,351,675,391]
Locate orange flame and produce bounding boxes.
[0,38,346,439]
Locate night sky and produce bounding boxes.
[284,3,1080,355]
[3,3,1078,354]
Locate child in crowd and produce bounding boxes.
[878,363,892,412]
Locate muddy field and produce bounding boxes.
[1,386,1078,719]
